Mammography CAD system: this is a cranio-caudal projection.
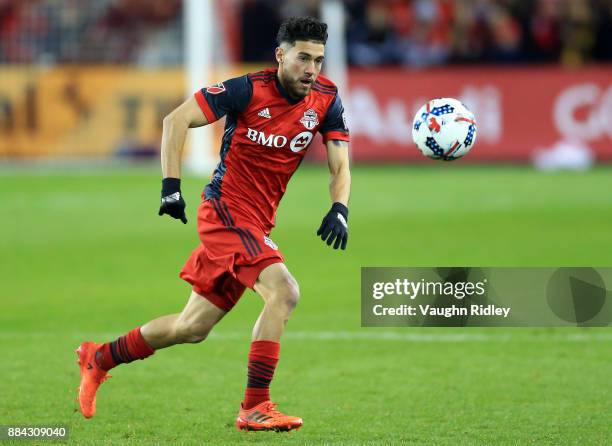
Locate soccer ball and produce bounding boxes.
[412,98,477,161]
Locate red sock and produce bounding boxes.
[95,327,155,371]
[242,340,280,409]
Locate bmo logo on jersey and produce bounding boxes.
[246,128,313,153]
[246,128,287,148]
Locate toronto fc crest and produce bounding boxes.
[300,108,319,130]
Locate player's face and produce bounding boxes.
[277,40,325,99]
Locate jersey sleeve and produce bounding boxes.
[319,93,350,143]
[194,75,253,123]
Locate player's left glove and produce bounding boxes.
[317,202,348,250]
[158,177,187,224]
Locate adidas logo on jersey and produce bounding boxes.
[258,108,271,119]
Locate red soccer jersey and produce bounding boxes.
[194,68,349,234]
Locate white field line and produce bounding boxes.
[0,330,610,342]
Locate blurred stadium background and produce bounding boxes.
[1,0,612,164]
[1,1,611,444]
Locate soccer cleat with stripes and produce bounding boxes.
[76,341,110,418]
[236,400,303,432]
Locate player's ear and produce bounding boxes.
[275,47,283,64]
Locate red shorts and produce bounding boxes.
[180,198,284,311]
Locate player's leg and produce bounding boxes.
[236,262,303,431]
[140,291,227,349]
[76,290,226,418]
[251,262,299,341]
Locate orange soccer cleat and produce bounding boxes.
[75,341,111,418]
[236,400,303,432]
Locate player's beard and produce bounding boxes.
[285,73,313,99]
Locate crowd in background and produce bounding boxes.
[347,0,612,66]
[0,0,183,64]
[244,0,612,66]
[1,0,612,66]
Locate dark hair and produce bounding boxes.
[276,16,328,46]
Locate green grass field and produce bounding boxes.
[1,165,611,445]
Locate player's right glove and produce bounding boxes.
[317,202,348,250]
[158,177,187,224]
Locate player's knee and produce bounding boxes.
[270,277,300,312]
[174,319,211,344]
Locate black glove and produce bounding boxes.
[317,202,348,250]
[158,178,187,224]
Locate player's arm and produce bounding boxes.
[158,75,252,224]
[326,140,351,206]
[158,96,209,224]
[317,140,351,250]
[161,96,208,179]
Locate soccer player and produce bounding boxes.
[76,16,350,432]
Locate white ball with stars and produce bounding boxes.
[412,98,477,161]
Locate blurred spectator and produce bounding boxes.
[593,0,612,61]
[240,0,281,63]
[560,0,595,66]
[76,0,181,64]
[347,1,402,66]
[0,0,51,63]
[400,0,454,67]
[524,0,562,62]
